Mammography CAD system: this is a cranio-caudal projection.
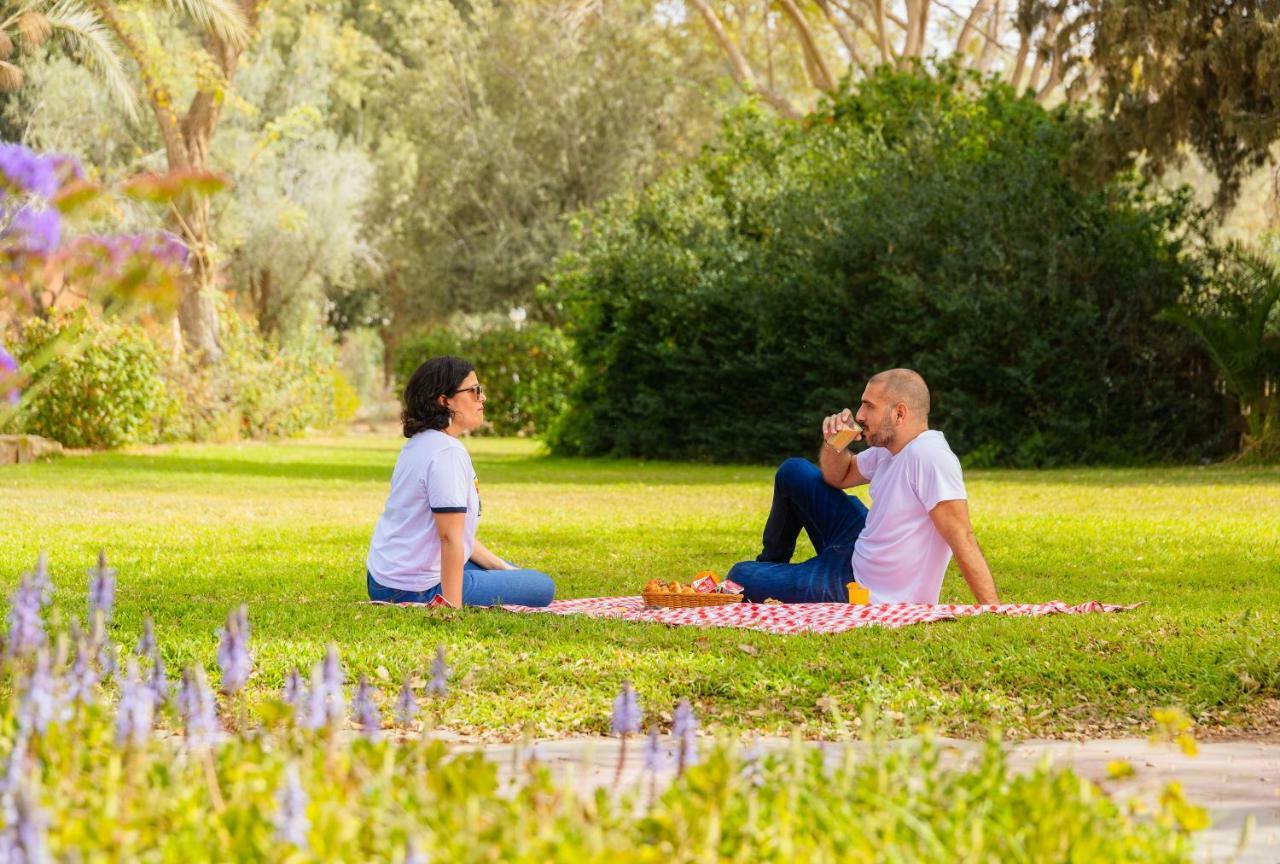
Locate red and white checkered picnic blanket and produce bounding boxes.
[488,596,1137,636]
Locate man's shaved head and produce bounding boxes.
[867,368,930,419]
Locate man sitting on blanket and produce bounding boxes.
[728,368,999,606]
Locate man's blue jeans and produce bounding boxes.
[727,457,868,603]
[367,560,555,607]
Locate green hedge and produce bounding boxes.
[545,68,1234,465]
[395,322,576,436]
[10,303,346,449]
[156,307,341,442]
[12,314,165,449]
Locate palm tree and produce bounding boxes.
[0,1,134,116]
[1160,245,1280,459]
[83,0,251,364]
[1,0,251,364]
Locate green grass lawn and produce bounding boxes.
[3,433,1277,740]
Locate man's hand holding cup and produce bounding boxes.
[823,408,863,451]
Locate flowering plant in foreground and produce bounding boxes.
[0,555,1207,861]
[0,143,221,426]
[0,144,196,316]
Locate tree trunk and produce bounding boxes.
[93,0,257,366]
[173,190,223,362]
[688,0,803,119]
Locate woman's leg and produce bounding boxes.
[759,458,868,562]
[366,571,442,604]
[462,560,555,607]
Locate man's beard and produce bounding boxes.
[866,423,894,448]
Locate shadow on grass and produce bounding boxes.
[15,445,1280,489]
[29,453,775,486]
[966,465,1280,488]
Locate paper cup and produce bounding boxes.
[846,582,870,605]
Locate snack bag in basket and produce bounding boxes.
[691,571,720,593]
[719,578,744,595]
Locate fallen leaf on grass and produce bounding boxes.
[737,644,759,656]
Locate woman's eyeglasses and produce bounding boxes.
[451,385,485,399]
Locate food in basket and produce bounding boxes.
[641,573,744,607]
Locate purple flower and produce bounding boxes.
[48,154,84,182]
[428,646,448,697]
[6,566,48,659]
[395,675,418,725]
[135,615,155,657]
[153,231,189,267]
[643,727,663,773]
[352,675,382,740]
[2,732,29,797]
[87,551,116,624]
[178,666,220,748]
[6,207,61,254]
[298,662,327,730]
[274,763,309,849]
[0,780,49,864]
[19,650,57,735]
[216,605,251,694]
[282,668,304,708]
[610,681,642,737]
[0,343,19,406]
[115,657,154,747]
[31,554,51,606]
[673,699,699,772]
[69,636,97,705]
[322,645,345,723]
[98,640,118,681]
[0,143,62,198]
[148,652,169,705]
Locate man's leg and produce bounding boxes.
[728,544,853,604]
[759,457,869,562]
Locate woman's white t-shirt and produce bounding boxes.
[367,430,481,592]
[852,430,967,604]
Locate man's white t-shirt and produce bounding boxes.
[367,430,481,593]
[852,430,966,604]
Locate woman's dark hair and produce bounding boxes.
[402,356,475,437]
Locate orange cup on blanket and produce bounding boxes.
[846,582,870,605]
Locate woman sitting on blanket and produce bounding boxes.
[366,356,555,608]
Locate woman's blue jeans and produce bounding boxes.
[727,457,868,603]
[367,560,555,607]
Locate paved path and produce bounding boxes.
[464,736,1280,863]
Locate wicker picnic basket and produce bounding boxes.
[642,589,743,609]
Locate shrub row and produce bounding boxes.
[7,306,351,449]
[545,68,1236,465]
[394,321,576,436]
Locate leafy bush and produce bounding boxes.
[546,68,1235,465]
[0,554,1202,861]
[1159,243,1280,461]
[395,322,576,436]
[156,301,341,442]
[10,313,166,448]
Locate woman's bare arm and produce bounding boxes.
[469,537,515,570]
[435,512,466,607]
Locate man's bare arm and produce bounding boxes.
[819,408,868,489]
[929,499,999,604]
